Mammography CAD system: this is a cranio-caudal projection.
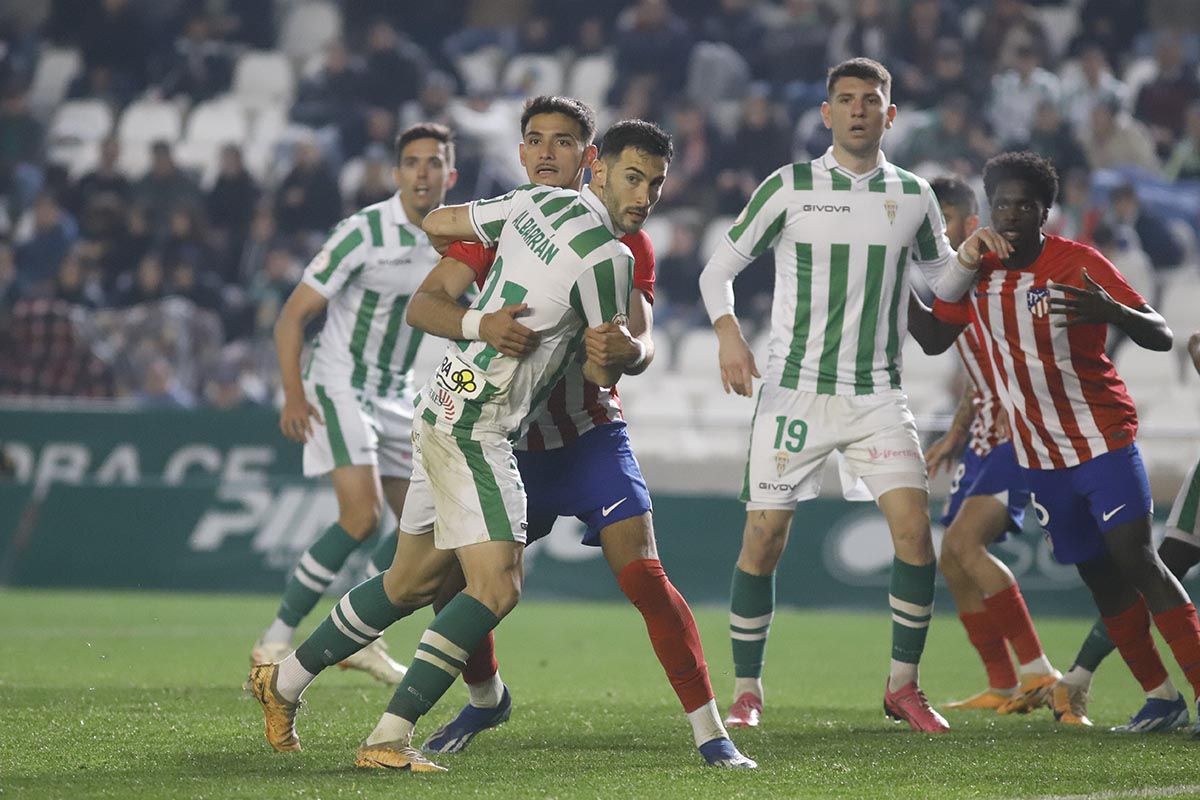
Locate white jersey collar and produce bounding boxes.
[818,147,888,184]
[390,192,419,227]
[580,184,619,237]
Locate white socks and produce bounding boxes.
[468,672,505,708]
[1018,655,1056,677]
[263,618,295,646]
[1147,678,1181,701]
[274,654,316,703]
[733,677,763,700]
[687,699,728,748]
[888,659,918,692]
[1059,665,1093,691]
[366,712,415,746]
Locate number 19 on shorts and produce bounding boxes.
[773,416,808,453]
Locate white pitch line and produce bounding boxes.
[1026,785,1200,800]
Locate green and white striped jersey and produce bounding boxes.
[418,184,633,441]
[726,148,954,395]
[301,194,440,398]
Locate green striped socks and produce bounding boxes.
[293,574,410,674]
[366,529,398,577]
[889,557,935,664]
[730,567,775,679]
[386,594,500,723]
[277,523,359,627]
[1072,618,1116,672]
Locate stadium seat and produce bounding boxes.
[173,139,220,187]
[700,216,735,262]
[1159,273,1200,340]
[686,42,750,107]
[501,54,565,98]
[565,54,613,109]
[279,1,342,64]
[454,46,507,95]
[676,328,720,376]
[117,99,184,147]
[28,46,81,118]
[184,97,249,146]
[232,51,296,110]
[48,99,113,144]
[1035,5,1078,63]
[1115,344,1176,411]
[708,99,744,140]
[339,157,365,199]
[900,337,957,420]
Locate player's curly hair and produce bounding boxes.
[520,95,597,143]
[599,119,673,163]
[394,122,455,167]
[983,151,1059,209]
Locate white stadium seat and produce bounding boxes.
[184,98,249,146]
[700,216,736,263]
[49,99,113,144]
[501,54,565,98]
[29,46,81,118]
[233,51,296,110]
[117,99,183,147]
[566,54,613,110]
[279,1,342,64]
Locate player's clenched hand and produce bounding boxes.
[280,394,323,443]
[584,322,639,368]
[925,427,967,477]
[956,227,1013,269]
[481,303,538,358]
[717,333,760,397]
[1047,270,1120,327]
[1189,331,1200,376]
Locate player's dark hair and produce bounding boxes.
[394,122,455,167]
[827,57,892,99]
[520,95,597,143]
[983,151,1059,209]
[930,175,978,217]
[598,119,674,163]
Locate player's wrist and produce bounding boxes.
[625,339,647,371]
[461,309,484,340]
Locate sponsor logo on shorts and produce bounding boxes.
[1102,504,1127,522]
[758,481,799,492]
[867,446,920,462]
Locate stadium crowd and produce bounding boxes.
[0,0,1198,405]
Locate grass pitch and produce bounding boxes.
[2,589,1199,799]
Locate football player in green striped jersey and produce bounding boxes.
[699,57,1010,733]
[248,124,457,682]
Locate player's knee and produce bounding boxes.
[381,565,439,609]
[942,525,984,568]
[339,502,382,539]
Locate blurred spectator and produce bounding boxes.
[114,251,165,307]
[900,93,977,174]
[989,42,1061,146]
[274,139,341,242]
[1018,99,1089,178]
[344,106,397,162]
[450,91,525,192]
[922,38,988,111]
[1164,101,1200,181]
[206,144,259,276]
[1079,95,1161,173]
[0,241,20,306]
[0,85,43,213]
[157,12,234,103]
[236,204,277,286]
[890,0,961,107]
[762,0,833,107]
[701,0,768,77]
[132,141,203,235]
[291,40,367,131]
[1107,183,1185,273]
[161,207,217,283]
[1046,168,1101,243]
[400,71,456,131]
[65,63,125,107]
[611,0,693,101]
[52,246,104,308]
[247,245,299,336]
[1091,221,1155,300]
[362,20,428,111]
[72,137,130,216]
[974,0,1050,71]
[215,0,275,49]
[1072,0,1146,66]
[354,154,396,209]
[661,101,720,209]
[165,256,223,313]
[1134,32,1200,158]
[104,205,152,288]
[515,6,561,54]
[1061,41,1130,135]
[714,89,791,214]
[134,354,195,408]
[14,190,77,295]
[77,0,151,100]
[655,217,704,324]
[205,360,257,409]
[828,0,891,68]
[0,297,114,398]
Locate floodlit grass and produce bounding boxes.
[1,589,1198,799]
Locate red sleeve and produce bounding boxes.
[1076,248,1147,309]
[445,242,497,290]
[619,230,656,305]
[932,297,971,325]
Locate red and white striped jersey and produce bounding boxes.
[953,326,1007,457]
[933,235,1145,470]
[445,229,655,451]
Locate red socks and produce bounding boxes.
[1153,602,1200,698]
[617,558,714,713]
[983,584,1046,665]
[959,610,1017,689]
[1103,596,1169,692]
[461,631,498,685]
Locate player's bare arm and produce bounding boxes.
[1047,269,1174,351]
[583,290,654,374]
[421,204,479,254]
[407,256,539,358]
[274,283,327,443]
[925,382,973,477]
[712,313,759,398]
[907,290,965,355]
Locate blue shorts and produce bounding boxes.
[939,442,1028,537]
[1021,443,1153,565]
[516,423,653,547]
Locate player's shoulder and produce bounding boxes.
[618,228,654,265]
[1040,235,1111,272]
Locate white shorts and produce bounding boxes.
[741,385,928,509]
[411,417,527,550]
[398,446,436,535]
[1165,453,1200,548]
[302,382,414,479]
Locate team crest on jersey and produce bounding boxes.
[775,451,789,478]
[1026,287,1051,319]
[309,249,330,273]
[884,199,898,225]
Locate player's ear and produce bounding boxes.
[518,141,527,168]
[820,101,832,130]
[885,104,897,129]
[445,168,458,191]
[590,154,607,188]
[582,143,598,169]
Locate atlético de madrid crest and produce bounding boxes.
[1027,287,1050,318]
[884,199,898,225]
